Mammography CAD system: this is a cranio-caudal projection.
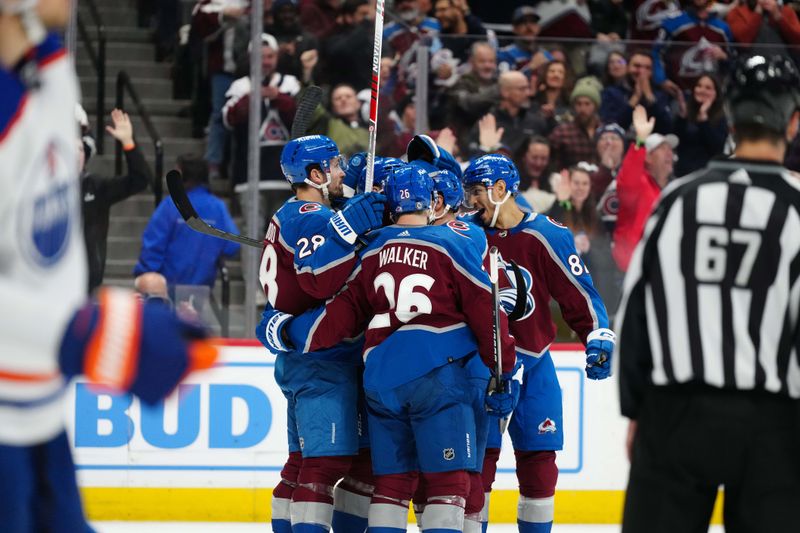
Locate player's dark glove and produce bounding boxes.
[585,328,615,380]
[59,288,218,405]
[329,193,387,245]
[485,361,523,417]
[255,305,294,353]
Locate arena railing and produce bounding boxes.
[75,0,106,154]
[115,70,165,208]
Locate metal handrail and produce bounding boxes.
[75,0,106,153]
[207,262,231,338]
[115,70,164,207]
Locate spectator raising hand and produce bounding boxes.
[478,113,505,153]
[105,108,134,146]
[632,104,655,142]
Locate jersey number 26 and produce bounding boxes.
[369,273,435,329]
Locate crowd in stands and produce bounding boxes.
[130,0,800,322]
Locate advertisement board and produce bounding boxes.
[68,341,638,522]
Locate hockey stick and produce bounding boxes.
[166,170,263,248]
[166,86,324,248]
[291,85,323,139]
[488,246,510,434]
[363,0,385,193]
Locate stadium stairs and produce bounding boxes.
[77,0,249,337]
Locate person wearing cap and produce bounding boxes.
[612,105,678,272]
[497,5,552,74]
[190,0,250,180]
[593,122,627,194]
[600,50,673,135]
[222,32,301,184]
[548,76,603,171]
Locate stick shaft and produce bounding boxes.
[364,0,385,193]
[488,247,503,391]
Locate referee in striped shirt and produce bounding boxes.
[616,55,800,533]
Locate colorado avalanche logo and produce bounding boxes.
[299,203,322,213]
[538,418,557,434]
[446,219,471,238]
[18,140,75,269]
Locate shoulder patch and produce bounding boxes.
[446,219,471,238]
[299,203,322,213]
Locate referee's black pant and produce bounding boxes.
[622,386,800,533]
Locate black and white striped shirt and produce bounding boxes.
[616,159,800,418]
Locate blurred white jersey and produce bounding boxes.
[0,35,86,445]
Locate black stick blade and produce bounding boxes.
[291,85,323,139]
[166,169,198,221]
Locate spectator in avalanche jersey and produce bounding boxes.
[222,33,300,184]
[497,5,551,74]
[383,0,442,58]
[652,0,734,95]
[626,0,681,41]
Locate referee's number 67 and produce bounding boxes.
[695,226,761,286]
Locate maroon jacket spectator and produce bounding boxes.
[727,0,800,51]
[549,76,603,171]
[222,34,300,183]
[535,0,593,39]
[299,0,340,40]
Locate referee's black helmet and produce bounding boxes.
[727,55,800,135]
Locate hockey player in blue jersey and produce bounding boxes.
[0,2,219,531]
[262,165,519,533]
[462,154,615,533]
[256,135,386,533]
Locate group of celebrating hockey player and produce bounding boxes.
[255,130,615,533]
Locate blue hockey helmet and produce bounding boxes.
[463,153,520,194]
[358,157,406,194]
[280,135,342,186]
[342,151,368,198]
[432,168,463,214]
[384,164,435,217]
[463,154,521,227]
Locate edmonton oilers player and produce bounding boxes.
[0,1,219,531]
[264,165,518,533]
[257,135,385,533]
[462,154,615,533]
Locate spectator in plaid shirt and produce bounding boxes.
[548,76,603,171]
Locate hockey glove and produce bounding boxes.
[485,361,523,417]
[255,305,295,353]
[59,287,218,405]
[585,328,615,380]
[329,193,387,245]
